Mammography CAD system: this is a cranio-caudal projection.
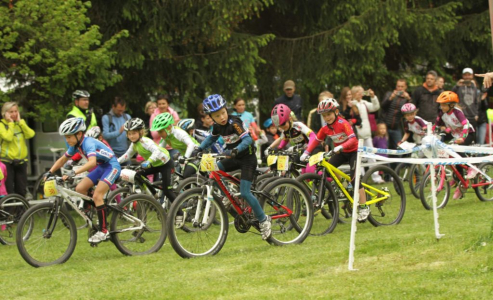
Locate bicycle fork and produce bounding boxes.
[193,185,214,227]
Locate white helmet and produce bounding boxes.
[177,119,195,131]
[72,90,90,100]
[85,126,101,138]
[123,118,145,131]
[59,118,86,136]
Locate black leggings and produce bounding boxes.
[5,162,27,196]
[139,159,176,202]
[328,151,362,189]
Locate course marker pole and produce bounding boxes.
[348,139,364,271]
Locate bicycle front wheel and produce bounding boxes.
[419,168,450,210]
[167,187,229,258]
[111,194,167,256]
[409,164,426,199]
[0,194,31,245]
[362,165,406,226]
[261,178,313,245]
[16,202,77,267]
[474,162,493,202]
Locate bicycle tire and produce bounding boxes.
[295,173,339,235]
[255,173,275,189]
[419,168,450,210]
[409,164,426,199]
[395,163,411,183]
[362,165,406,226]
[111,194,167,256]
[474,162,493,202]
[166,187,229,258]
[0,194,31,245]
[260,178,313,245]
[174,175,206,194]
[16,202,77,267]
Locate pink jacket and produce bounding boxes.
[0,162,7,196]
[149,107,180,144]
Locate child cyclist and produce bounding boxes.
[433,91,476,199]
[117,118,177,204]
[193,94,272,240]
[46,118,121,243]
[300,99,370,221]
[151,113,200,178]
[397,103,428,146]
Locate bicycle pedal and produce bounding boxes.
[90,242,99,248]
[357,219,367,224]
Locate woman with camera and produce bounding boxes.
[0,102,35,196]
[381,79,412,150]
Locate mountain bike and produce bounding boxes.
[0,194,31,245]
[166,153,313,258]
[16,175,167,267]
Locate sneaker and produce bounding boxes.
[88,231,109,243]
[259,216,272,240]
[453,187,463,200]
[357,205,370,221]
[466,168,478,179]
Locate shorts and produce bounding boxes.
[87,162,121,187]
[218,153,257,182]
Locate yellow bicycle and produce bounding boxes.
[297,151,406,228]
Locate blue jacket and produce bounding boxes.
[102,110,131,156]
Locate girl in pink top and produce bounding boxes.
[150,95,180,144]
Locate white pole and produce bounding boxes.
[427,124,445,240]
[348,139,364,271]
[489,117,492,147]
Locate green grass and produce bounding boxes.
[1,188,493,299]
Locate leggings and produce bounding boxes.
[139,159,177,203]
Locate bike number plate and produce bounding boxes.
[200,154,219,171]
[267,155,278,166]
[277,156,289,171]
[44,180,58,197]
[309,152,324,166]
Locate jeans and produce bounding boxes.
[476,122,487,145]
[387,129,403,150]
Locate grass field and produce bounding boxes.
[1,187,493,299]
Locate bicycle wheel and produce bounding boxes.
[106,186,132,208]
[362,165,406,226]
[167,187,229,258]
[32,174,45,200]
[111,194,167,256]
[296,173,339,235]
[255,173,275,189]
[395,163,411,183]
[419,168,450,210]
[174,175,206,194]
[260,178,313,245]
[0,194,31,245]
[409,164,426,199]
[16,202,77,267]
[474,162,493,202]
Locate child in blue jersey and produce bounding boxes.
[193,94,271,240]
[47,118,121,244]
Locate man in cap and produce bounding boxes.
[273,80,304,121]
[452,67,485,133]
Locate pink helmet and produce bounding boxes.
[401,103,417,114]
[271,104,291,127]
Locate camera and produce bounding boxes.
[396,91,403,96]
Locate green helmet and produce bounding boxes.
[152,113,174,133]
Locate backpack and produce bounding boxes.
[105,112,130,130]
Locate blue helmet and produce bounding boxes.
[59,118,86,136]
[263,118,273,128]
[203,94,226,114]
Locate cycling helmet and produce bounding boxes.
[72,90,90,100]
[85,126,102,138]
[436,91,459,104]
[263,118,273,128]
[59,118,86,136]
[401,103,417,114]
[124,118,145,131]
[203,94,227,114]
[271,104,291,127]
[151,112,174,133]
[177,118,195,131]
[317,98,338,114]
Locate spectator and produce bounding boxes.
[0,102,35,196]
[381,79,412,149]
[102,97,131,157]
[437,76,445,90]
[274,80,304,121]
[412,70,442,123]
[0,161,6,197]
[452,68,483,133]
[307,91,334,133]
[66,90,98,130]
[477,85,488,145]
[144,101,157,128]
[231,97,260,139]
[338,87,361,136]
[150,94,180,144]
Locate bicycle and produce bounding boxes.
[298,151,406,227]
[16,175,167,267]
[166,153,313,258]
[0,194,31,245]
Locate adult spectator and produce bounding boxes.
[231,97,260,138]
[381,79,412,149]
[274,80,303,121]
[102,97,131,157]
[437,76,445,90]
[337,87,361,136]
[0,102,35,196]
[307,91,333,133]
[66,90,98,130]
[412,70,442,123]
[144,101,157,126]
[150,94,180,144]
[452,68,483,132]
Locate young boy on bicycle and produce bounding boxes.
[300,98,370,221]
[118,118,177,204]
[193,94,272,240]
[47,118,121,243]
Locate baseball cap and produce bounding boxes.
[283,80,295,90]
[462,68,473,74]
